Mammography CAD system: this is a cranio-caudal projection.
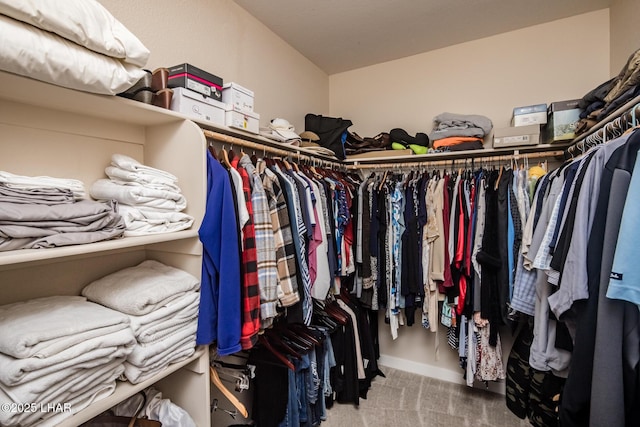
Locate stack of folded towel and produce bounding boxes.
[0,296,135,427]
[82,260,200,384]
[90,154,194,236]
[0,171,125,251]
[428,112,493,152]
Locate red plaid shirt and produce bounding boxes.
[231,158,261,349]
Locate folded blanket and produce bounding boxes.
[127,322,197,367]
[0,185,75,204]
[128,292,199,343]
[21,367,123,427]
[105,166,181,191]
[0,295,130,359]
[0,171,85,200]
[111,154,178,183]
[0,328,134,386]
[90,179,187,211]
[0,199,125,250]
[118,205,194,236]
[123,345,195,384]
[429,112,493,141]
[0,358,125,426]
[82,260,200,315]
[432,136,484,149]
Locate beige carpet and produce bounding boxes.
[322,367,530,427]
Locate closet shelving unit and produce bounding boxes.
[0,70,210,426]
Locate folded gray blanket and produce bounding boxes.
[0,184,75,204]
[429,112,493,141]
[0,199,125,250]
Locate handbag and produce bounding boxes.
[81,391,162,427]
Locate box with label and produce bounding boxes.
[493,124,540,148]
[512,103,547,127]
[167,63,223,101]
[170,87,226,126]
[222,82,255,113]
[224,105,260,134]
[545,99,581,142]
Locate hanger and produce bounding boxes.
[220,146,232,169]
[258,335,295,371]
[210,367,249,418]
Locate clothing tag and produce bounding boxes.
[610,272,623,280]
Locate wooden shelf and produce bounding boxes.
[0,230,199,269]
[344,142,570,165]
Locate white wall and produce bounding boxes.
[329,10,611,140]
[99,0,329,133]
[610,0,640,75]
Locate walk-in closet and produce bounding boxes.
[1,1,639,426]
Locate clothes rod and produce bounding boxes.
[350,149,565,170]
[203,129,343,168]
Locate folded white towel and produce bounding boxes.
[0,328,134,386]
[0,295,130,359]
[128,292,199,343]
[105,166,181,191]
[111,154,178,183]
[90,179,187,211]
[118,205,194,236]
[0,170,86,200]
[127,322,197,367]
[0,358,125,426]
[82,260,200,315]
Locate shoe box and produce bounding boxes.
[493,124,541,148]
[224,104,260,134]
[512,103,548,127]
[170,87,226,126]
[222,82,254,113]
[167,63,223,101]
[544,99,582,143]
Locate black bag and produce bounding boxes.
[304,113,352,160]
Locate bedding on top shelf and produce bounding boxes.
[0,0,149,94]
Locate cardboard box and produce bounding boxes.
[224,106,260,134]
[222,82,254,113]
[167,63,223,101]
[545,99,581,142]
[512,103,547,126]
[493,124,540,148]
[170,87,226,126]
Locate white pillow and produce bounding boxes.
[0,14,146,95]
[0,0,150,67]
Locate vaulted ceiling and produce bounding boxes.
[233,0,611,74]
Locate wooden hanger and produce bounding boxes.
[258,335,294,371]
[210,367,249,418]
[220,146,232,169]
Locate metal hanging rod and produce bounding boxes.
[351,149,564,170]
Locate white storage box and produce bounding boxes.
[222,82,254,113]
[170,87,226,126]
[224,106,260,134]
[493,124,540,148]
[512,104,547,127]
